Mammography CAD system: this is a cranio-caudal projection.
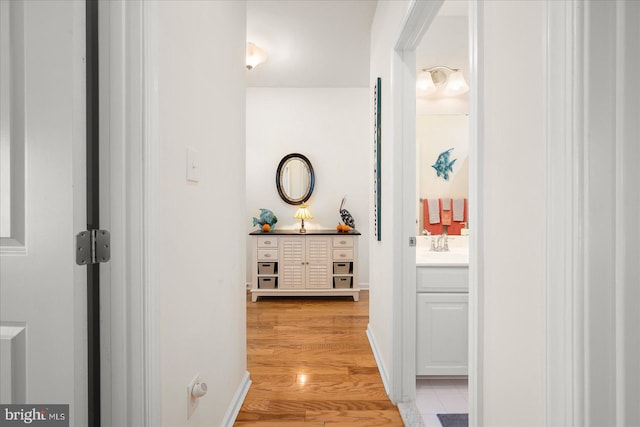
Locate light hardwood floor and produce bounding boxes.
[235,291,404,426]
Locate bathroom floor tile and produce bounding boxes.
[415,392,446,414]
[416,377,468,422]
[420,412,443,427]
[437,392,468,413]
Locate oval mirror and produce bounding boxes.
[276,153,315,205]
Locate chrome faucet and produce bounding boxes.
[431,227,449,252]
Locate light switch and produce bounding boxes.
[187,147,199,183]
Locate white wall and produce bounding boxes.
[481,1,545,425]
[157,2,247,425]
[371,0,547,422]
[368,0,412,395]
[246,87,370,286]
[416,115,469,199]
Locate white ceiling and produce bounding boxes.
[246,0,377,88]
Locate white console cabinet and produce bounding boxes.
[249,230,360,302]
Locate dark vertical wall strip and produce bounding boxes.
[86,0,100,425]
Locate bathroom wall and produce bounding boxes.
[157,1,247,425]
[416,115,469,232]
[246,87,370,287]
[417,115,468,200]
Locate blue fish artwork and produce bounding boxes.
[252,208,278,229]
[432,148,457,181]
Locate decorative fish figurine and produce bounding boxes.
[252,208,278,228]
[339,197,355,228]
[432,148,457,181]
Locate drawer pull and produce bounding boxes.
[340,240,347,244]
[264,254,271,258]
[340,254,346,258]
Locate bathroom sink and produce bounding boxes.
[415,236,469,266]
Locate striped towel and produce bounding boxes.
[453,198,465,221]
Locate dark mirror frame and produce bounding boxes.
[275,153,315,205]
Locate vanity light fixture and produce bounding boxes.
[417,66,469,97]
[246,42,267,70]
[294,205,312,233]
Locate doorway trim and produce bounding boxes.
[103,1,160,425]
[393,0,483,424]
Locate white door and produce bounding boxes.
[0,1,87,425]
[305,236,331,289]
[279,237,305,289]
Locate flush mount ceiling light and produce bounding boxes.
[246,42,267,70]
[417,66,469,97]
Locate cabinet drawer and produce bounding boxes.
[257,236,278,248]
[257,249,278,261]
[333,249,353,261]
[332,236,354,248]
[416,266,468,293]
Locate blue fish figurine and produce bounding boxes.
[432,148,457,181]
[252,208,278,228]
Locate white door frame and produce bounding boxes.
[546,1,640,425]
[104,1,160,425]
[392,0,483,424]
[545,1,583,425]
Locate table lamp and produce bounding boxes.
[294,205,312,233]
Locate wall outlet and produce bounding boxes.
[187,374,203,419]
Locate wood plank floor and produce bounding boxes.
[235,291,404,426]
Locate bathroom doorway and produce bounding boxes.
[391,0,482,424]
[414,1,471,424]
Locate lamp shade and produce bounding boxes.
[246,42,267,70]
[294,205,313,220]
[416,70,436,94]
[443,70,469,96]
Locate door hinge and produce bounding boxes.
[76,229,111,265]
[409,237,416,247]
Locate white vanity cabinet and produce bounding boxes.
[416,265,469,376]
[250,230,360,302]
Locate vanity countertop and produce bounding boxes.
[249,229,361,236]
[416,235,469,267]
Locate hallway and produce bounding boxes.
[235,291,403,426]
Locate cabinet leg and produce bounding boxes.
[251,294,258,302]
[353,293,359,302]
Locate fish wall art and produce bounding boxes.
[432,148,457,181]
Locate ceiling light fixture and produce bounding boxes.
[417,66,469,97]
[246,42,267,70]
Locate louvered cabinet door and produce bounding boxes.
[279,237,305,289]
[305,236,332,289]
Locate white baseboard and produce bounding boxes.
[358,282,370,289]
[221,371,251,427]
[366,325,390,396]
